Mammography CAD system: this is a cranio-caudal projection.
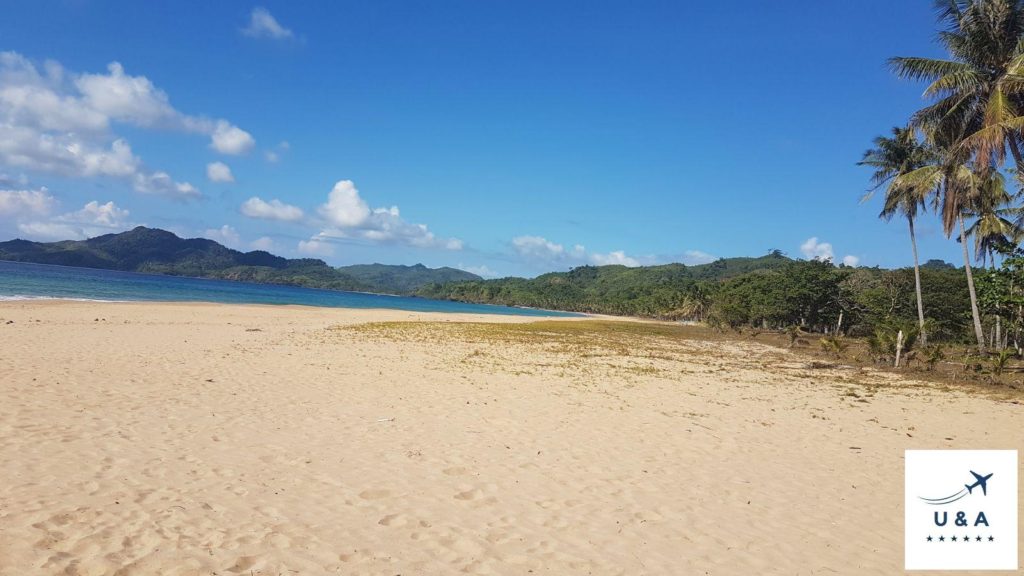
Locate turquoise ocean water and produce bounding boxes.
[0,260,580,317]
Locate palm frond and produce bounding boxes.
[889,57,975,82]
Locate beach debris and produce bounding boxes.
[376,417,395,422]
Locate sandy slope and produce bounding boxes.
[0,301,1020,575]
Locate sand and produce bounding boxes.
[0,300,1020,575]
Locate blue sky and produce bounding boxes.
[0,1,960,277]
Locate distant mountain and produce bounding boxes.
[416,253,795,317]
[0,227,481,295]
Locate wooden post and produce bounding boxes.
[894,330,904,368]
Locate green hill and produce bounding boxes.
[0,227,481,295]
[338,263,480,294]
[418,256,974,342]
[416,253,794,317]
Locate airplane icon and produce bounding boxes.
[965,471,993,496]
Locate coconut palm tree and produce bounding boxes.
[859,127,934,343]
[964,169,1022,345]
[964,169,1022,266]
[890,0,1024,199]
[886,1,1024,351]
[892,137,988,351]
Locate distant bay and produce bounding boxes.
[0,260,581,317]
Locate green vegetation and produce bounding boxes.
[0,226,479,295]
[419,256,979,342]
[417,254,790,317]
[336,263,476,294]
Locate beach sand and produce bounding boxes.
[0,300,1020,575]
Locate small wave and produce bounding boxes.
[0,295,126,303]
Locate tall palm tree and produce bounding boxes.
[893,140,988,351]
[890,0,1024,205]
[887,0,1024,351]
[964,170,1022,346]
[859,127,934,343]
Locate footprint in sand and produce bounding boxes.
[338,549,372,563]
[378,513,407,527]
[227,555,262,573]
[454,488,482,501]
[443,466,470,476]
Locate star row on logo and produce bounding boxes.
[926,535,995,542]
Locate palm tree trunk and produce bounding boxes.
[991,253,1001,349]
[960,215,985,352]
[1010,137,1024,171]
[908,215,927,345]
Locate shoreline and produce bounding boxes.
[0,297,608,322]
[0,259,587,319]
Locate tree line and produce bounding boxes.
[859,0,1024,355]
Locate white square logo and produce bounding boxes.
[905,450,1018,570]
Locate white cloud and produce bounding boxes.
[16,221,82,240]
[242,7,294,40]
[459,263,499,279]
[264,141,289,163]
[69,200,130,227]
[0,187,56,217]
[206,161,234,183]
[250,236,276,251]
[682,249,717,265]
[0,127,142,179]
[590,250,640,267]
[133,171,200,199]
[319,180,370,227]
[75,62,178,128]
[801,238,862,266]
[0,51,256,199]
[240,196,304,222]
[313,180,462,250]
[210,120,255,155]
[512,235,579,260]
[0,54,108,133]
[297,236,334,257]
[16,199,132,240]
[511,235,643,268]
[205,224,241,248]
[800,237,834,262]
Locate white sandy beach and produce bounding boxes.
[0,300,1021,575]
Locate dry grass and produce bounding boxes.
[332,319,1024,403]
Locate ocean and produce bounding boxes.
[0,260,581,317]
